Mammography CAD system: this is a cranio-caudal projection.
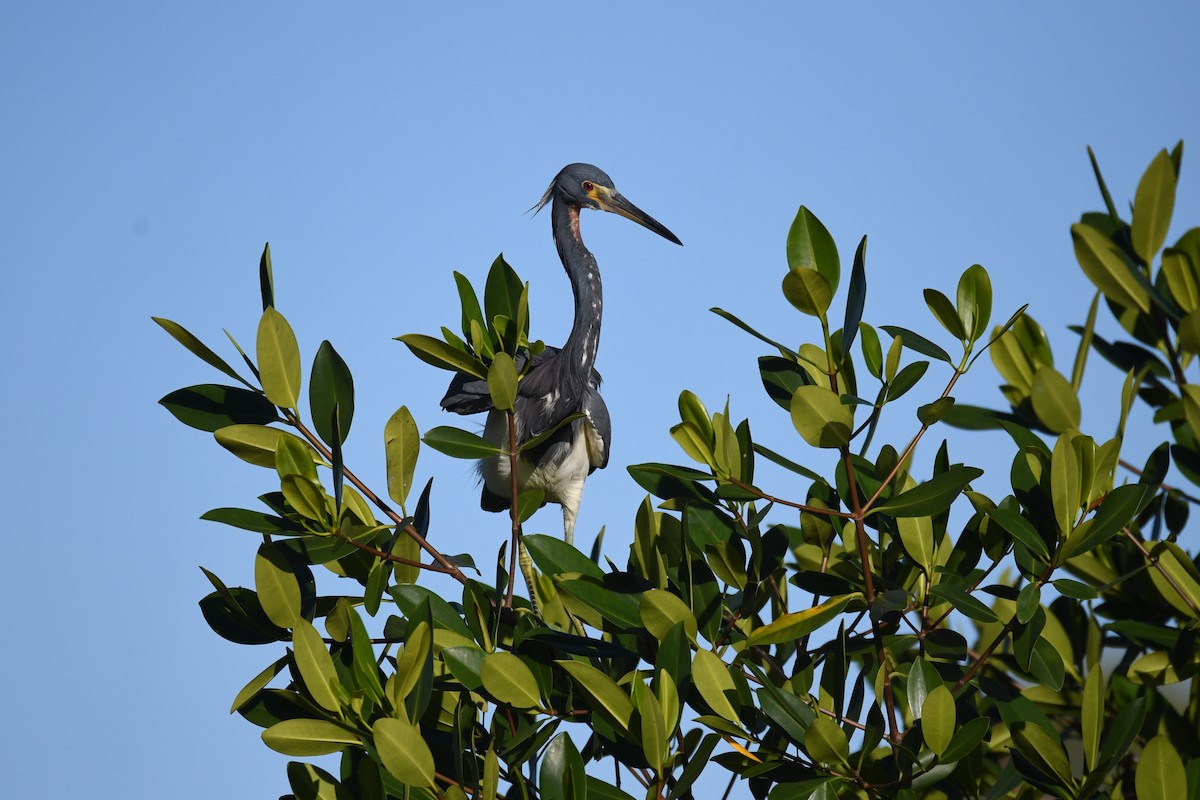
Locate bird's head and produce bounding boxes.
[533,163,682,245]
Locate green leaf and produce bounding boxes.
[1016,583,1041,624]
[907,657,940,720]
[790,385,853,448]
[1137,735,1188,800]
[957,264,993,343]
[873,466,983,517]
[152,317,250,387]
[929,582,997,623]
[257,307,302,409]
[261,719,360,757]
[1072,222,1151,313]
[747,594,859,646]
[230,656,287,713]
[541,732,587,800]
[1082,666,1105,771]
[880,325,953,363]
[454,271,486,346]
[215,425,313,469]
[373,717,435,788]
[255,543,301,628]
[917,397,955,427]
[292,618,341,712]
[842,237,868,355]
[860,322,883,379]
[709,307,799,359]
[384,406,419,510]
[782,269,832,318]
[639,589,698,644]
[787,206,840,294]
[556,660,634,732]
[422,426,501,459]
[396,333,487,379]
[887,360,929,402]
[804,715,849,766]
[1132,149,1177,263]
[692,649,740,724]
[924,288,967,340]
[1028,637,1065,690]
[1030,366,1081,433]
[1051,433,1081,536]
[897,515,935,574]
[639,679,669,771]
[481,652,541,709]
[1178,308,1200,355]
[940,716,990,763]
[922,685,955,757]
[258,243,274,310]
[1064,483,1147,558]
[487,352,518,411]
[523,534,604,580]
[1162,248,1200,313]
[159,384,279,432]
[1011,723,1073,786]
[310,341,354,445]
[281,474,327,522]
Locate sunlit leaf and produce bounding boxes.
[787,206,840,294]
[257,307,302,409]
[374,718,435,788]
[790,385,853,449]
[1131,149,1177,263]
[261,719,359,757]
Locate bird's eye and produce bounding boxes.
[582,181,594,192]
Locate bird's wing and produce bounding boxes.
[581,387,610,471]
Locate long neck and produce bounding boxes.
[551,199,603,387]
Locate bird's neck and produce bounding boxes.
[552,200,603,384]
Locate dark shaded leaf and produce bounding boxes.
[160,384,279,432]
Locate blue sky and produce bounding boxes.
[3,4,1198,798]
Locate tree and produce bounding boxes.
[158,143,1200,799]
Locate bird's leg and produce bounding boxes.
[562,490,582,547]
[517,526,540,616]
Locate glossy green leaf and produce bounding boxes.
[988,506,1048,560]
[1137,735,1187,800]
[860,322,883,379]
[1072,222,1151,313]
[692,649,739,723]
[487,352,518,411]
[275,431,318,481]
[922,685,955,757]
[1082,666,1105,771]
[790,385,853,448]
[215,425,313,469]
[422,426,501,459]
[310,341,354,445]
[709,307,799,359]
[261,719,360,756]
[1051,433,1081,536]
[257,307,301,409]
[640,589,698,644]
[1162,248,1200,313]
[925,288,967,340]
[907,658,940,720]
[374,717,435,788]
[786,205,840,294]
[523,534,604,580]
[639,680,669,771]
[873,466,983,517]
[1011,723,1073,786]
[957,264,993,343]
[887,360,929,402]
[281,474,327,522]
[255,543,301,628]
[1063,483,1147,558]
[481,652,541,709]
[292,618,341,712]
[747,593,858,646]
[1027,637,1065,690]
[1030,366,1081,433]
[1016,583,1041,624]
[396,333,487,379]
[541,732,586,800]
[842,236,868,355]
[230,656,287,713]
[556,660,634,732]
[940,716,990,763]
[202,507,299,534]
[1132,149,1177,263]
[160,384,279,432]
[804,715,849,766]
[1178,308,1200,355]
[917,397,954,426]
[153,317,250,387]
[384,406,419,509]
[880,325,954,363]
[782,268,833,318]
[897,514,934,574]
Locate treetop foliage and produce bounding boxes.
[159,143,1200,800]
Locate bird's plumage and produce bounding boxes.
[440,163,679,544]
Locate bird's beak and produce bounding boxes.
[595,188,683,246]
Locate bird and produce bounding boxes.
[440,164,682,551]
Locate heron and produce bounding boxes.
[440,163,681,561]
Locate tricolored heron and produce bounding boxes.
[441,164,681,555]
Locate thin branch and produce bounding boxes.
[1123,528,1200,616]
[281,410,468,582]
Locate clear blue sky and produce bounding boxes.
[3,4,1198,798]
